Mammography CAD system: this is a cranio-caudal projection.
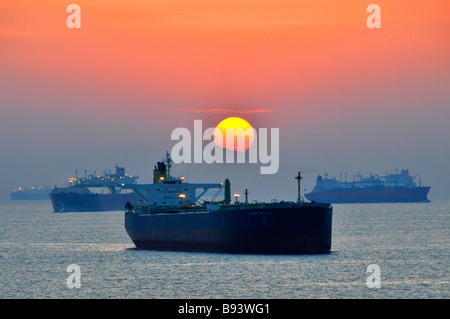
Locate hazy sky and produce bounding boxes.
[1,0,449,201]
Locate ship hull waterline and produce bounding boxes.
[10,193,50,200]
[305,187,430,204]
[50,192,140,212]
[125,205,333,254]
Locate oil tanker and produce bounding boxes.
[305,169,430,203]
[124,155,333,254]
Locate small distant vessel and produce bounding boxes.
[10,187,52,200]
[124,154,333,254]
[50,166,140,212]
[305,169,430,203]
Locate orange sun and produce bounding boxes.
[213,117,255,152]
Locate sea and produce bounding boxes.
[0,199,448,299]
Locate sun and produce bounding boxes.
[213,117,255,152]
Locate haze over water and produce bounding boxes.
[0,200,448,298]
[1,0,449,201]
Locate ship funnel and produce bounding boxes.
[153,161,167,184]
[224,179,231,205]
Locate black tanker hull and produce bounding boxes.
[125,205,333,254]
[50,192,140,212]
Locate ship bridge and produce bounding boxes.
[131,180,223,207]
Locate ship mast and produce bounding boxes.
[166,151,172,179]
[295,170,303,203]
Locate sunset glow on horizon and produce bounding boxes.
[0,0,449,199]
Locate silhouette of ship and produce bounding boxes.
[10,187,52,200]
[305,169,430,203]
[50,166,140,212]
[124,154,333,254]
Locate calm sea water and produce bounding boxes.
[0,199,448,299]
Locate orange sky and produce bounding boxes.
[0,0,449,198]
[1,0,448,121]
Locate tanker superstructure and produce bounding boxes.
[305,169,430,203]
[124,155,333,254]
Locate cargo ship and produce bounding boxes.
[304,169,430,203]
[124,155,333,254]
[10,187,52,200]
[50,166,141,212]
